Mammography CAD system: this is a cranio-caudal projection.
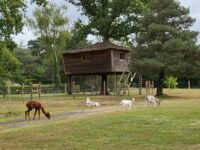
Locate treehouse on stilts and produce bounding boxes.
[62,40,135,95]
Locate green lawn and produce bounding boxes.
[0,89,200,150]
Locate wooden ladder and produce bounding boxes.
[117,72,136,96]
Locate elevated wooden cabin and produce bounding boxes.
[63,41,130,75]
[62,40,131,95]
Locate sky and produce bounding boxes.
[12,0,200,47]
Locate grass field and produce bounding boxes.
[0,89,200,150]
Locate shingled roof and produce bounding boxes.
[63,40,130,54]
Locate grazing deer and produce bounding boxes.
[25,100,50,120]
[120,98,135,110]
[145,95,160,107]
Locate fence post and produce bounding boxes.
[139,75,142,95]
[104,81,106,95]
[30,82,33,100]
[188,80,191,92]
[152,80,154,95]
[7,80,11,101]
[22,82,24,103]
[38,82,41,99]
[64,83,67,93]
[145,80,149,95]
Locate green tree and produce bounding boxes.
[130,0,200,96]
[66,0,148,41]
[0,0,47,86]
[0,0,25,51]
[14,48,43,83]
[28,38,46,57]
[0,44,20,83]
[67,20,89,49]
[164,76,178,89]
[27,3,71,86]
[0,0,47,50]
[66,0,149,95]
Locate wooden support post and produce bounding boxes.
[128,84,130,96]
[149,80,151,94]
[115,74,117,96]
[122,84,124,96]
[67,75,72,95]
[91,78,93,95]
[95,76,97,95]
[72,81,75,99]
[30,82,33,100]
[152,80,154,95]
[100,75,109,95]
[82,76,85,95]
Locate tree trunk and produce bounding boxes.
[52,39,61,86]
[100,75,109,95]
[156,71,164,96]
[53,52,61,86]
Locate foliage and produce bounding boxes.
[67,20,89,49]
[14,48,44,83]
[0,0,25,40]
[31,0,47,6]
[0,45,20,83]
[0,0,47,50]
[0,0,25,51]
[66,0,149,41]
[164,76,178,88]
[130,0,200,95]
[27,3,71,86]
[28,38,47,57]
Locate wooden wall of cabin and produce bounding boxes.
[111,50,130,72]
[63,50,112,75]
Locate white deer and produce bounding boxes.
[120,98,135,110]
[86,97,100,107]
[145,95,160,107]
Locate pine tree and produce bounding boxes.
[130,0,200,96]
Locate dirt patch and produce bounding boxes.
[0,106,121,131]
[0,100,172,132]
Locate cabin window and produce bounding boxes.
[120,53,126,60]
[82,54,90,62]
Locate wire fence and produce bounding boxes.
[0,75,195,100]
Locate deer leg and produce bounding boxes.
[33,109,37,120]
[25,111,27,120]
[25,109,31,120]
[38,109,40,120]
[146,101,149,106]
[28,110,31,120]
[28,109,32,120]
[153,101,156,107]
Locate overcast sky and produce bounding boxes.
[13,0,200,47]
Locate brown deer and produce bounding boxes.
[25,100,50,120]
